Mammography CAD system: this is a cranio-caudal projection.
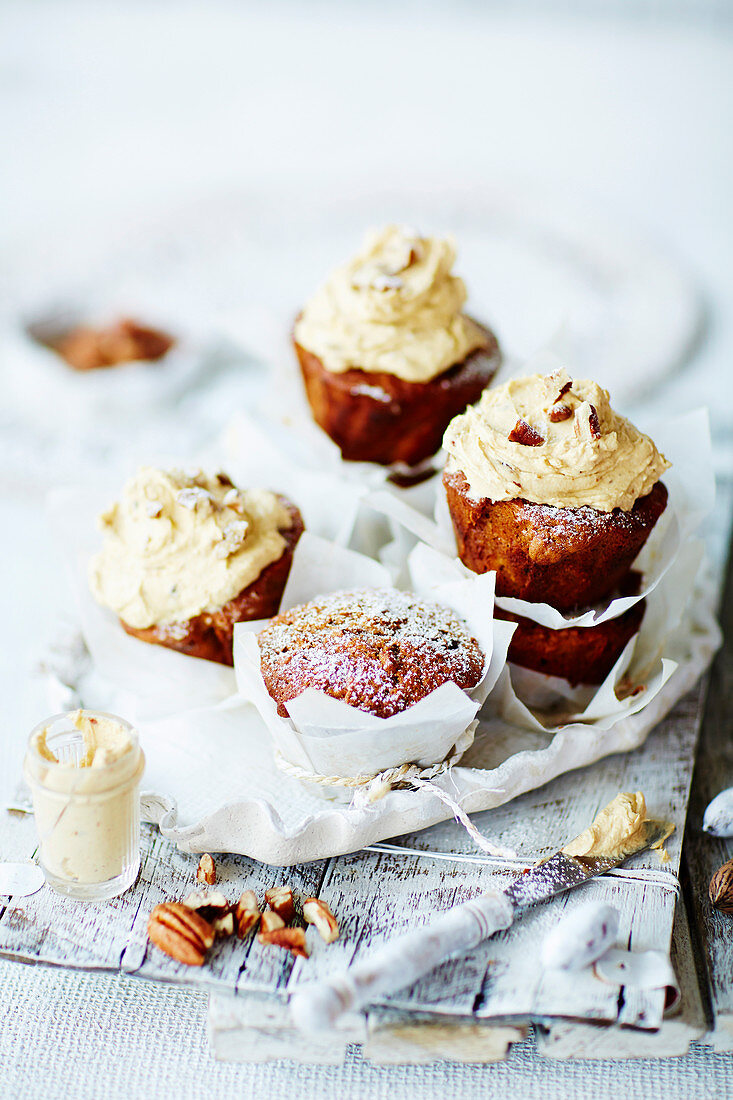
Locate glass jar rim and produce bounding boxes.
[26,709,140,771]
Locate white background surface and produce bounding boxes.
[2,2,733,1095]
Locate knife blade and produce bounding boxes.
[504,817,671,911]
[290,817,671,1034]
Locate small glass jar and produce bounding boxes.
[23,710,145,901]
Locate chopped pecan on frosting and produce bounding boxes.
[89,468,293,629]
[443,369,670,513]
[293,225,490,383]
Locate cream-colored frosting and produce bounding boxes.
[562,791,674,862]
[89,467,293,628]
[443,369,670,512]
[293,224,490,383]
[25,710,144,884]
[34,711,132,769]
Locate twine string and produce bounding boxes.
[272,741,516,860]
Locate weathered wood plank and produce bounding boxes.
[681,514,733,1049]
[208,990,364,1064]
[537,895,707,1059]
[364,1010,526,1065]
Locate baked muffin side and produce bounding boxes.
[495,600,646,686]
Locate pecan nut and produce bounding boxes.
[265,885,296,924]
[258,927,309,958]
[196,853,216,885]
[303,898,339,943]
[235,890,261,938]
[258,910,286,938]
[709,859,733,913]
[183,890,234,937]
[587,404,602,440]
[147,902,215,966]
[548,403,573,423]
[508,418,545,447]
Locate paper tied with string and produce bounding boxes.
[233,535,514,800]
[365,407,714,628]
[46,451,366,722]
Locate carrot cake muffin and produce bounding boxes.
[90,467,303,665]
[258,588,484,718]
[442,369,670,683]
[293,225,501,467]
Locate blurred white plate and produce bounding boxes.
[2,180,701,411]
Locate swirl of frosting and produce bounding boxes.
[89,467,292,628]
[293,225,490,383]
[443,370,670,512]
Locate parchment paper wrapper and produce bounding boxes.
[234,536,514,784]
[47,456,366,721]
[486,536,706,733]
[365,408,714,629]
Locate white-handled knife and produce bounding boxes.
[290,818,669,1034]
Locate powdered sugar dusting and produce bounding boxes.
[258,588,484,719]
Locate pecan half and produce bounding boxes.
[548,403,573,423]
[588,404,602,439]
[710,859,733,914]
[258,910,286,938]
[147,902,215,966]
[235,891,261,938]
[303,897,339,943]
[196,853,216,885]
[265,886,296,924]
[258,927,309,958]
[183,890,234,937]
[508,418,545,447]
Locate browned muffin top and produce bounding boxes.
[258,588,484,719]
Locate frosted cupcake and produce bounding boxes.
[90,467,304,665]
[293,225,500,468]
[442,370,670,683]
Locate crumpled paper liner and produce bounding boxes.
[47,455,367,721]
[488,537,705,733]
[233,536,514,783]
[365,408,714,630]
